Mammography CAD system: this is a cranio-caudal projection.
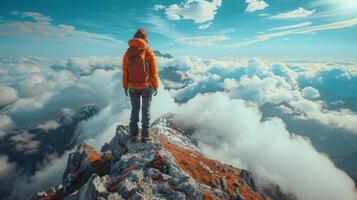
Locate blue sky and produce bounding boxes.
[0,0,357,58]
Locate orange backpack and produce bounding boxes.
[127,46,150,88]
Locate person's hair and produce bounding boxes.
[133,28,148,42]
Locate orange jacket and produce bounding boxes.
[122,38,159,90]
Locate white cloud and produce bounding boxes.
[153,4,166,11]
[0,115,15,131]
[159,56,357,135]
[231,17,357,48]
[16,64,41,74]
[0,130,6,139]
[37,120,60,132]
[291,99,357,134]
[302,87,320,99]
[162,0,222,23]
[174,92,357,200]
[271,7,315,20]
[0,56,124,130]
[0,86,18,107]
[0,155,16,179]
[61,107,75,116]
[231,75,300,105]
[175,73,222,101]
[9,131,40,154]
[19,74,53,97]
[220,78,238,90]
[68,56,121,75]
[14,151,70,199]
[245,0,269,13]
[175,35,229,46]
[9,94,49,113]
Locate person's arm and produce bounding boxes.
[146,49,159,90]
[122,52,129,90]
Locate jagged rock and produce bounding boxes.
[127,169,144,183]
[101,125,131,162]
[239,169,257,192]
[78,174,108,200]
[164,188,186,200]
[62,143,112,191]
[64,174,123,200]
[131,192,145,200]
[219,176,228,191]
[117,178,138,198]
[105,193,124,200]
[232,183,245,200]
[34,115,269,200]
[146,168,172,182]
[77,174,107,199]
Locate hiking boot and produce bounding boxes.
[141,135,152,142]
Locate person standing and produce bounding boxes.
[122,28,159,142]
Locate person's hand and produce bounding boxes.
[153,89,158,96]
[125,89,129,96]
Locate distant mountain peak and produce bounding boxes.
[33,115,269,200]
[153,50,174,59]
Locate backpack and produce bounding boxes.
[127,46,149,88]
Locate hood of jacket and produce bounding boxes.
[128,38,147,48]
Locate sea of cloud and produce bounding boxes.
[174,92,356,200]
[160,56,357,135]
[0,55,356,199]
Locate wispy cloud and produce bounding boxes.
[310,0,357,10]
[266,22,312,32]
[198,22,212,30]
[0,11,122,46]
[175,35,229,47]
[143,14,184,39]
[231,18,357,48]
[271,7,315,19]
[11,11,52,23]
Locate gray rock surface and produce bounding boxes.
[239,169,257,192]
[33,115,267,200]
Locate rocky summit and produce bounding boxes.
[32,115,269,200]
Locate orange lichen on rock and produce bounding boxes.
[82,143,102,163]
[161,139,267,200]
[148,150,168,173]
[203,192,217,200]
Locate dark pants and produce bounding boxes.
[129,86,153,137]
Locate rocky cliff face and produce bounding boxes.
[32,115,269,200]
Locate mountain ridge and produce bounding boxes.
[32,114,272,200]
